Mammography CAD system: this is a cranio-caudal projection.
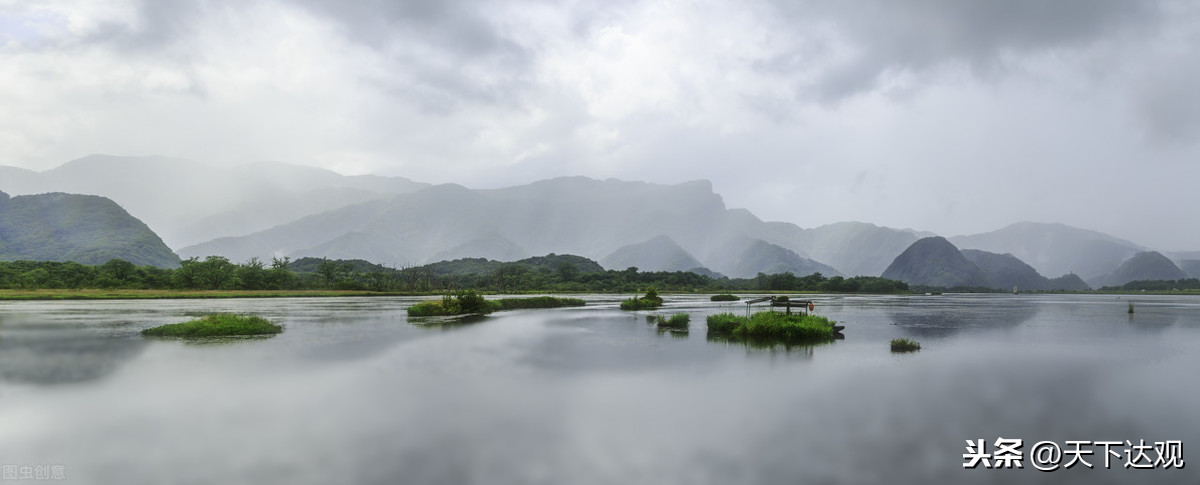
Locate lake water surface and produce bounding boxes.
[2,294,1199,484]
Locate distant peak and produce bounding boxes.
[51,154,206,172]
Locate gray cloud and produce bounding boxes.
[3,0,1200,250]
[763,0,1163,101]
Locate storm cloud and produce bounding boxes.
[1,0,1198,250]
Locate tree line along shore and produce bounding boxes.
[2,253,1191,299]
[0,254,910,296]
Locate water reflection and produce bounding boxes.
[2,295,1199,485]
[1125,310,1180,332]
[0,314,146,385]
[887,297,1040,338]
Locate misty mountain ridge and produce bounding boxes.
[883,237,1089,291]
[0,154,429,248]
[960,249,1090,291]
[179,177,841,276]
[600,235,708,273]
[950,221,1144,281]
[0,190,179,268]
[6,155,1198,284]
[1179,260,1200,279]
[1091,251,1188,288]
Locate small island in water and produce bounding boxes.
[141,314,283,338]
[706,311,841,344]
[407,290,586,317]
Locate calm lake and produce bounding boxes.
[1,294,1198,484]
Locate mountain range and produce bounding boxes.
[2,155,1197,287]
[0,155,428,248]
[881,236,1183,290]
[176,177,844,278]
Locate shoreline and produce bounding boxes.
[2,288,1197,301]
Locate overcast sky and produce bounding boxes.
[2,0,1199,250]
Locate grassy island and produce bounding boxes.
[495,296,586,310]
[710,294,740,302]
[141,314,283,338]
[706,311,839,343]
[890,338,921,353]
[652,313,690,330]
[620,288,664,310]
[407,291,586,317]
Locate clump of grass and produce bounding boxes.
[653,313,690,330]
[141,314,282,338]
[407,290,501,317]
[890,338,921,353]
[705,313,742,334]
[495,296,586,310]
[710,294,740,302]
[620,287,664,311]
[706,311,837,343]
[1128,301,1135,314]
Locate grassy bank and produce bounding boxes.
[141,314,283,338]
[706,311,838,343]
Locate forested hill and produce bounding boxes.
[0,191,180,268]
[881,237,992,288]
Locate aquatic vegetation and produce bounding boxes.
[710,294,740,301]
[409,292,585,316]
[620,287,664,310]
[890,338,921,353]
[706,311,837,343]
[494,296,586,310]
[407,290,501,316]
[1128,301,1135,314]
[141,314,283,338]
[652,313,690,330]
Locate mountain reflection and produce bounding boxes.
[886,298,1041,338]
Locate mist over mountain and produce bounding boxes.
[600,235,706,273]
[786,222,921,277]
[950,222,1143,281]
[1048,274,1092,291]
[704,238,841,279]
[0,155,428,248]
[7,156,1195,282]
[960,249,1090,291]
[882,237,991,288]
[1180,260,1200,279]
[1092,251,1188,288]
[960,249,1046,291]
[179,177,844,274]
[0,191,178,268]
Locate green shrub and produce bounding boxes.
[141,314,282,338]
[890,338,921,353]
[710,294,740,302]
[705,313,742,334]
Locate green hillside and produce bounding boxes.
[0,191,179,268]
